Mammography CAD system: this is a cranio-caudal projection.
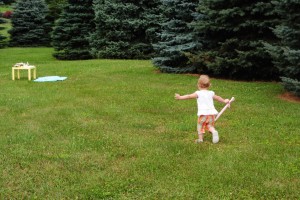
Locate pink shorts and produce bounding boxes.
[197,115,215,134]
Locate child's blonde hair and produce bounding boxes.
[198,75,211,89]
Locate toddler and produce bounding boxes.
[175,75,229,143]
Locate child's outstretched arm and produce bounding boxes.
[175,93,198,100]
[213,95,230,104]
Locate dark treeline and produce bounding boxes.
[1,0,299,96]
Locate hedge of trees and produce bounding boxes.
[2,0,300,96]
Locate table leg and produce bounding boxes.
[12,68,15,80]
[17,69,20,79]
[28,69,31,80]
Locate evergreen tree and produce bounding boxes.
[9,0,51,47]
[2,0,15,4]
[45,0,67,24]
[194,0,280,80]
[52,0,94,60]
[152,0,201,73]
[265,0,300,97]
[142,0,163,48]
[90,0,161,59]
[0,18,7,48]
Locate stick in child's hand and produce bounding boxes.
[215,97,235,122]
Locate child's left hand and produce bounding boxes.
[224,99,230,107]
[175,93,181,100]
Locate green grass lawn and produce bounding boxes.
[0,48,299,199]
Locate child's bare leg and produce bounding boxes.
[198,133,203,141]
[196,124,204,143]
[209,126,219,144]
[208,126,216,133]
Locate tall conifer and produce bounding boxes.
[265,0,300,96]
[52,0,94,60]
[152,0,201,73]
[90,0,161,59]
[9,0,51,47]
[45,0,67,24]
[194,0,279,80]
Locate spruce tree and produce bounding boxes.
[2,0,15,4]
[90,0,161,59]
[142,0,163,48]
[152,0,201,73]
[194,0,280,80]
[265,0,300,96]
[9,0,51,47]
[0,18,6,48]
[45,0,67,23]
[52,0,94,60]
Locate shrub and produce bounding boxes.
[281,77,300,97]
[2,10,12,18]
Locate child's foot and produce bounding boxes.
[195,139,203,143]
[212,131,219,144]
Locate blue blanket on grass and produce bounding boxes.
[34,76,67,82]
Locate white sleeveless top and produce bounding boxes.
[195,90,218,116]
